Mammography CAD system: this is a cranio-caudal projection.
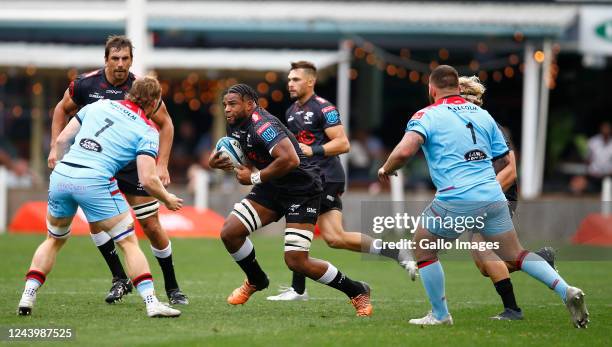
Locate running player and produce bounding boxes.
[47,35,188,305]
[267,61,416,301]
[18,77,182,318]
[378,65,588,328]
[209,84,373,316]
[460,75,556,320]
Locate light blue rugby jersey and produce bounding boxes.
[60,99,159,179]
[406,95,509,202]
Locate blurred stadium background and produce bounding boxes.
[0,0,610,242]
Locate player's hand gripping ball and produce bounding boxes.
[215,137,246,168]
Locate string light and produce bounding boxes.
[257,82,269,94]
[265,71,277,83]
[534,50,545,63]
[271,90,283,102]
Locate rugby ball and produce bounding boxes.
[215,136,246,167]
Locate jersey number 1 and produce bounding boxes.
[466,122,477,144]
[95,118,114,137]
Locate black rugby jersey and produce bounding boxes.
[228,107,321,193]
[69,69,137,107]
[285,94,345,183]
[495,122,518,203]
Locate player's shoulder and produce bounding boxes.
[310,95,335,110]
[410,105,436,121]
[74,68,104,83]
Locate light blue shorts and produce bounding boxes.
[421,199,514,239]
[47,169,129,223]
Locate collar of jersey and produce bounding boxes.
[431,95,466,107]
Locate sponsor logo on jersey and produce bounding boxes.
[252,112,261,122]
[326,194,335,201]
[88,93,104,99]
[324,109,340,124]
[106,89,123,95]
[288,204,301,212]
[412,111,425,120]
[297,130,315,145]
[307,207,317,214]
[79,138,102,152]
[287,115,294,122]
[447,105,478,112]
[256,122,278,143]
[464,149,487,161]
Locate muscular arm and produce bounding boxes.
[322,125,350,156]
[493,151,516,192]
[48,89,79,168]
[381,131,424,176]
[55,117,81,161]
[137,155,172,203]
[149,101,174,185]
[260,138,300,182]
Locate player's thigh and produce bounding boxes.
[229,184,280,235]
[47,172,79,221]
[479,201,523,260]
[74,178,129,223]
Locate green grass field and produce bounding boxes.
[0,233,610,346]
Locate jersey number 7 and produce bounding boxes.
[95,118,114,137]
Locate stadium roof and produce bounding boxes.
[0,43,342,71]
[0,1,579,37]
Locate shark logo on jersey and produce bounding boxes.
[304,112,314,124]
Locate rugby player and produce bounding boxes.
[209,84,372,316]
[267,61,416,301]
[18,77,182,318]
[47,35,188,305]
[378,65,588,328]
[460,75,556,320]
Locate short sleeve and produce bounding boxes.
[137,128,159,159]
[254,120,287,153]
[320,104,342,129]
[75,103,93,124]
[69,76,86,107]
[490,121,510,160]
[406,110,432,142]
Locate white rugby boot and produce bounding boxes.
[408,311,453,325]
[266,286,309,301]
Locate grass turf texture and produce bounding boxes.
[0,234,609,346]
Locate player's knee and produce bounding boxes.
[46,220,72,240]
[476,264,490,277]
[322,233,343,249]
[107,214,135,243]
[230,199,262,234]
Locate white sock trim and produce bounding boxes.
[316,262,338,284]
[230,238,254,261]
[368,239,382,255]
[151,242,172,259]
[91,231,112,247]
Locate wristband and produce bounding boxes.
[250,171,262,185]
[312,145,325,156]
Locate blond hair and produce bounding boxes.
[126,76,161,110]
[459,76,486,106]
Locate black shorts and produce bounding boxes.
[320,182,344,214]
[508,200,517,219]
[246,183,321,225]
[114,161,151,197]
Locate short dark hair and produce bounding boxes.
[226,83,259,105]
[429,65,459,89]
[105,35,133,59]
[290,61,317,77]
